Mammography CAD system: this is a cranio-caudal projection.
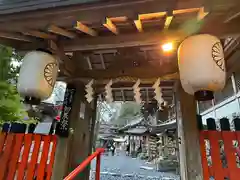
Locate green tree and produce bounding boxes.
[0,45,26,125]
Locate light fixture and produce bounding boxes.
[162,42,173,52]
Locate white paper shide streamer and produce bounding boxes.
[152,78,164,109]
[133,79,142,104]
[105,80,113,103]
[85,80,94,103]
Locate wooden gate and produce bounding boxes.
[198,116,240,180]
[0,123,57,180]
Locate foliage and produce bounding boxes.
[0,45,31,125]
[0,82,26,124]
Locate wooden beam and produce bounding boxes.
[18,19,240,53]
[96,80,175,88]
[47,25,76,39]
[61,74,178,86]
[103,17,119,35]
[73,63,178,79]
[0,31,33,42]
[177,84,203,180]
[75,21,97,36]
[62,31,184,51]
[22,30,56,40]
[48,40,76,76]
[109,85,174,90]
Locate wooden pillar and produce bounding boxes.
[52,83,96,180]
[177,84,203,180]
[51,83,78,180]
[68,85,97,180]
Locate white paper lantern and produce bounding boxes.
[178,34,226,100]
[17,50,59,102]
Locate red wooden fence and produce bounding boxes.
[0,123,57,180]
[198,116,240,180]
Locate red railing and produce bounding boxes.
[64,148,105,180]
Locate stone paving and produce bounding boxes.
[90,151,180,180]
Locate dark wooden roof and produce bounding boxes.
[0,0,101,14]
[149,120,176,134]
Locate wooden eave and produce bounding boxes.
[0,0,240,102]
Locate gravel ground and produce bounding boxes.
[90,151,180,180]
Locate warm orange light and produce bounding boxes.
[162,42,173,52]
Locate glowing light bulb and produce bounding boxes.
[162,42,173,52]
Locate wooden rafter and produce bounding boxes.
[22,30,56,40]
[173,7,200,15]
[197,7,209,21]
[134,19,143,32]
[164,15,173,29]
[86,56,93,70]
[99,53,106,69]
[103,18,119,35]
[223,4,240,23]
[145,88,149,103]
[75,21,97,36]
[47,25,76,39]
[0,31,33,42]
[139,12,166,20]
[121,90,125,102]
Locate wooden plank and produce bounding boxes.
[46,135,57,180]
[17,134,33,180]
[0,133,15,180]
[26,134,41,180]
[6,134,24,180]
[199,131,210,180]
[37,135,51,180]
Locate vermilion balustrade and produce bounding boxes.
[198,116,240,180]
[64,148,104,180]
